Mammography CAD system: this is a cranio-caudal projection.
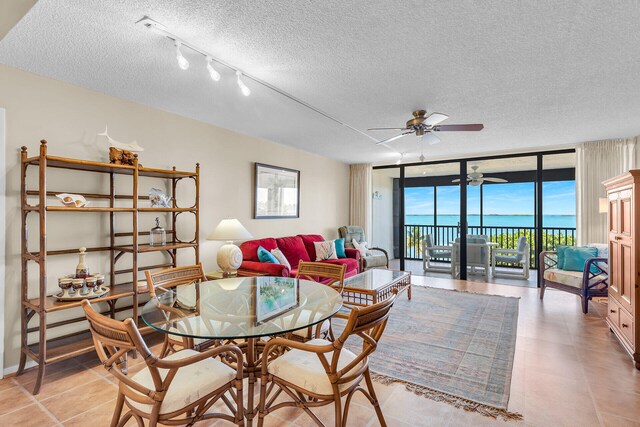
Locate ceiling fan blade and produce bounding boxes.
[376,132,413,145]
[368,127,408,131]
[433,124,484,132]
[482,177,508,183]
[423,132,441,145]
[423,112,449,127]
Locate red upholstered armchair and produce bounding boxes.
[239,234,360,278]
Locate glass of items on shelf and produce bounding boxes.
[55,247,108,300]
[150,217,166,246]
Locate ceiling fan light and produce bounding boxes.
[470,180,482,187]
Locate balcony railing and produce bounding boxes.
[404,224,576,268]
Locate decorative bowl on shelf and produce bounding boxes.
[56,193,89,208]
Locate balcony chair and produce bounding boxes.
[539,245,609,313]
[422,234,453,273]
[257,293,397,427]
[291,262,347,341]
[338,225,389,271]
[491,235,530,280]
[452,236,490,278]
[145,264,217,357]
[82,300,244,427]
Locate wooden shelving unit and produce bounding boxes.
[18,140,200,394]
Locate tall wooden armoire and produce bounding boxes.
[604,170,640,369]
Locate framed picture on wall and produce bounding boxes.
[254,163,300,219]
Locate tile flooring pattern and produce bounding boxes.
[1,276,640,426]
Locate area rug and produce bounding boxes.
[344,286,522,421]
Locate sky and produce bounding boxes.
[404,180,576,216]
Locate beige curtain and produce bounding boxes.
[576,138,637,245]
[349,163,372,239]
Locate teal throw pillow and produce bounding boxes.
[257,246,279,264]
[562,246,598,272]
[334,238,346,258]
[555,245,571,269]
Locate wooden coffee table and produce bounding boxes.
[341,269,411,307]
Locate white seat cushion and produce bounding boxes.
[267,339,363,395]
[291,319,330,338]
[544,268,607,289]
[126,349,235,414]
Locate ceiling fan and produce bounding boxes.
[452,166,508,187]
[369,110,484,145]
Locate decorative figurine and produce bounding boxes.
[150,217,166,246]
[149,188,173,208]
[98,125,144,165]
[75,247,90,278]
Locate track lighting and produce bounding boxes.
[206,57,221,82]
[396,153,404,165]
[236,71,251,96]
[175,41,189,70]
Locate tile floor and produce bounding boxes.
[1,276,639,426]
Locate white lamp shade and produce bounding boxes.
[207,219,253,242]
[599,197,608,214]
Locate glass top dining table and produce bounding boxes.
[140,276,343,341]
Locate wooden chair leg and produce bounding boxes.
[110,392,125,427]
[365,369,387,427]
[257,375,268,427]
[333,387,343,427]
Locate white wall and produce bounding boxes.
[371,171,394,258]
[0,108,6,377]
[0,65,350,370]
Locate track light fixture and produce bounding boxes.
[175,41,189,70]
[206,57,221,82]
[396,153,405,165]
[236,71,251,96]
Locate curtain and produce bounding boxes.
[576,138,637,245]
[349,163,372,240]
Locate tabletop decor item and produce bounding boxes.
[98,125,144,165]
[255,277,299,324]
[56,193,88,208]
[254,163,300,218]
[148,188,172,208]
[75,247,90,278]
[150,217,167,246]
[207,218,253,276]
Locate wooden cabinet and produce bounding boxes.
[604,171,640,369]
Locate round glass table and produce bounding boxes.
[141,276,342,425]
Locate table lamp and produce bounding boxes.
[207,219,253,277]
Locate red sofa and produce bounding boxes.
[239,234,360,278]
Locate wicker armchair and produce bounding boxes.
[338,225,388,271]
[82,300,244,427]
[257,294,397,427]
[539,250,609,313]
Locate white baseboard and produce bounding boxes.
[4,359,37,377]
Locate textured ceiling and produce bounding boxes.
[1,1,640,165]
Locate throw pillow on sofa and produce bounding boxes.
[257,246,279,264]
[314,241,338,261]
[270,248,291,269]
[334,238,347,258]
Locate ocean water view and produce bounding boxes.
[405,214,576,228]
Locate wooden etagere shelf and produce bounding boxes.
[18,140,200,394]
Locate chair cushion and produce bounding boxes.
[240,238,278,262]
[277,236,311,269]
[543,268,607,289]
[127,349,235,415]
[494,255,520,264]
[267,339,363,395]
[291,319,330,338]
[298,234,325,261]
[563,247,598,272]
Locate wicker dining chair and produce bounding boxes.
[257,293,397,427]
[81,300,244,427]
[292,262,346,341]
[145,264,216,356]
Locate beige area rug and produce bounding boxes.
[344,286,522,421]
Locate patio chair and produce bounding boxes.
[338,225,389,271]
[257,293,397,427]
[82,300,244,427]
[491,236,530,280]
[145,264,216,356]
[422,234,453,273]
[539,245,608,313]
[452,236,490,278]
[292,262,346,341]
